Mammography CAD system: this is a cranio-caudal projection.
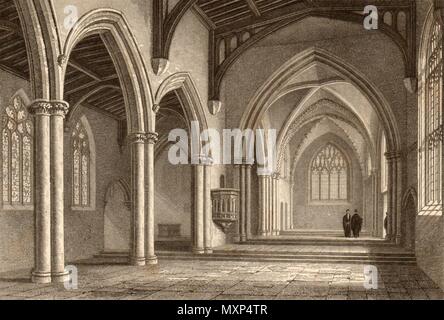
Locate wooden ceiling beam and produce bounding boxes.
[245,0,261,17]
[68,59,103,81]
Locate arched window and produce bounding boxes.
[311,144,348,201]
[1,93,33,208]
[72,117,95,209]
[421,20,442,207]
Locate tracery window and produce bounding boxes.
[72,120,91,208]
[423,21,442,206]
[311,144,348,201]
[1,94,33,208]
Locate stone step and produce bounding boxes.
[95,250,416,265]
[214,249,415,258]
[244,239,392,246]
[156,251,417,265]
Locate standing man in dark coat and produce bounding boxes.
[351,209,363,238]
[343,209,352,238]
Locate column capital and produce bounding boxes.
[128,132,159,145]
[50,100,70,118]
[146,132,159,144]
[128,133,148,144]
[29,100,70,118]
[29,99,52,116]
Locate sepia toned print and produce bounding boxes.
[0,0,442,301]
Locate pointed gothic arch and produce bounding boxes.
[60,9,155,134]
[240,48,401,153]
[155,72,209,133]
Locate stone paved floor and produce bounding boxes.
[0,260,442,300]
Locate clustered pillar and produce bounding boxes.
[192,157,213,254]
[386,151,402,244]
[258,170,281,237]
[146,133,158,264]
[238,163,252,242]
[129,133,147,266]
[30,100,69,284]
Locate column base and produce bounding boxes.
[204,248,213,254]
[130,257,146,266]
[51,271,69,283]
[146,256,158,265]
[240,235,247,242]
[31,271,52,284]
[193,248,205,255]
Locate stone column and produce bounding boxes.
[30,101,52,284]
[245,165,252,239]
[239,165,247,242]
[386,155,394,241]
[272,173,280,235]
[130,133,146,266]
[50,101,69,283]
[258,175,267,236]
[290,183,295,229]
[146,133,158,264]
[265,175,271,236]
[395,154,403,244]
[203,163,213,253]
[193,164,205,254]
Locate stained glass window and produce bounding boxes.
[424,21,442,205]
[311,144,348,201]
[1,95,33,207]
[72,120,91,207]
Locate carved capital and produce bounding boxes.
[29,100,52,116]
[50,101,70,118]
[152,104,161,114]
[146,132,159,144]
[58,54,68,67]
[128,133,148,144]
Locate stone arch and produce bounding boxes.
[60,9,154,133]
[14,0,61,100]
[155,72,208,133]
[103,178,132,252]
[277,98,374,173]
[104,178,131,207]
[240,48,401,154]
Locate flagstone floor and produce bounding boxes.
[0,260,442,300]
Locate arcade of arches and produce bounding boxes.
[0,0,443,293]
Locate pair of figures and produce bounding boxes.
[343,209,363,238]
